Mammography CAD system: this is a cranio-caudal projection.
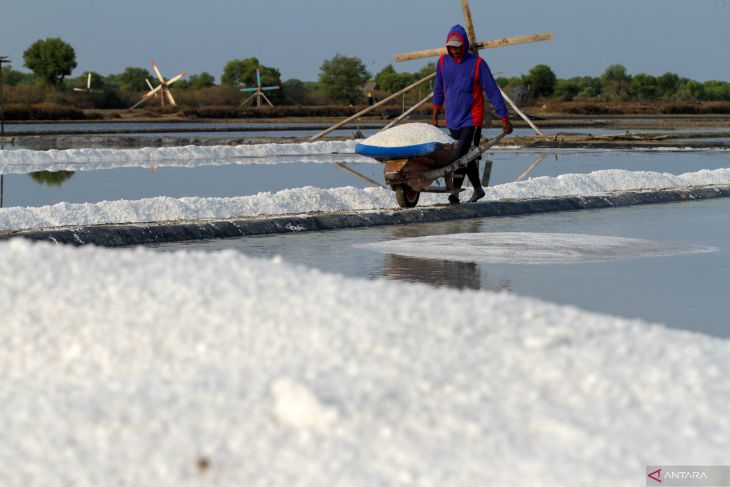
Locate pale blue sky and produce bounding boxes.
[1,0,728,82]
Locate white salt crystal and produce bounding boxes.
[361,123,455,147]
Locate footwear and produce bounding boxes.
[468,187,485,203]
[448,194,460,205]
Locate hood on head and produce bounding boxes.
[446,24,470,55]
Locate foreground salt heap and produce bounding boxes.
[1,239,729,486]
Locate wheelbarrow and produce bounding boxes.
[355,132,507,208]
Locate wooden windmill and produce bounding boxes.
[392,0,551,135]
[73,72,102,93]
[240,68,279,107]
[129,61,187,110]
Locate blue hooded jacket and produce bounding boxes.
[433,24,509,130]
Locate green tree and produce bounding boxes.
[702,80,730,101]
[555,78,581,101]
[319,54,371,104]
[108,67,152,92]
[221,58,280,87]
[1,66,36,86]
[66,71,105,91]
[416,62,436,79]
[656,72,680,99]
[675,80,705,101]
[176,72,216,90]
[23,37,77,89]
[601,64,631,100]
[221,58,282,102]
[524,64,557,98]
[282,78,310,105]
[630,73,658,100]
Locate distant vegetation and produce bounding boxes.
[1,37,729,120]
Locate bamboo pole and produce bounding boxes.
[309,72,436,141]
[513,153,547,182]
[499,89,543,136]
[381,92,433,131]
[393,33,553,62]
[333,162,385,188]
[460,0,479,54]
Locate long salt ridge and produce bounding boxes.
[361,123,455,147]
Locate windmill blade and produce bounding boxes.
[151,61,166,84]
[165,89,177,106]
[166,72,187,85]
[87,72,92,89]
[145,78,155,90]
[129,94,153,111]
[261,86,280,91]
[143,84,163,99]
[240,87,258,93]
[256,68,261,88]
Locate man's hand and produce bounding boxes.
[432,114,439,127]
[501,118,513,134]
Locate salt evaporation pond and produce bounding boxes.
[153,197,730,338]
[3,148,730,208]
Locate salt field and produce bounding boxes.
[3,125,730,486]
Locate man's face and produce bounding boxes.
[447,45,463,58]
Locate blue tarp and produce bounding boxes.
[355,142,448,160]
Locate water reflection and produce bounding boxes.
[378,220,512,291]
[29,170,75,186]
[382,254,483,290]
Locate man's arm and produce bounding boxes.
[478,59,512,133]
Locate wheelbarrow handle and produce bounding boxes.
[421,131,508,181]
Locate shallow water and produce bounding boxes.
[153,198,730,338]
[2,149,729,208]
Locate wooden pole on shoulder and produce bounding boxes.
[393,33,553,62]
[309,72,436,141]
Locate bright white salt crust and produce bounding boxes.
[0,140,369,174]
[359,232,718,264]
[1,239,729,486]
[2,168,730,231]
[360,122,455,147]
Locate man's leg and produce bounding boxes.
[448,126,477,204]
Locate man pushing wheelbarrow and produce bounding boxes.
[355,24,513,209]
[432,24,513,204]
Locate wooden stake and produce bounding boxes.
[393,33,553,62]
[309,72,436,141]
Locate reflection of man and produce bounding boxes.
[432,24,513,204]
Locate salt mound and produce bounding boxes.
[361,123,455,147]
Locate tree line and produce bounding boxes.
[3,37,729,111]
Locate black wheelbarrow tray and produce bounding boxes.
[355,132,507,208]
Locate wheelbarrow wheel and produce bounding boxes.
[393,185,420,208]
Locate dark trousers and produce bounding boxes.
[449,126,482,189]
